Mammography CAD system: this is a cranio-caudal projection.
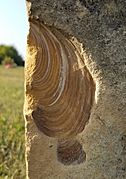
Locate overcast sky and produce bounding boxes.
[0,0,29,58]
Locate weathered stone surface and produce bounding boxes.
[25,0,126,178]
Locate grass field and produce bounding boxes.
[0,66,25,178]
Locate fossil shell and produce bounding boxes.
[27,19,95,164]
[57,139,86,165]
[29,20,95,138]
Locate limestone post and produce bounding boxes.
[24,1,126,178]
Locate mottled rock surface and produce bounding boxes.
[25,0,126,178]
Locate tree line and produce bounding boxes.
[0,45,24,66]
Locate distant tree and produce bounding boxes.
[2,56,16,68]
[0,45,24,66]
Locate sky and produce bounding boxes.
[0,0,29,59]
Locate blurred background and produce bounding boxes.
[0,0,28,178]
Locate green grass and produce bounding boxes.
[0,66,25,179]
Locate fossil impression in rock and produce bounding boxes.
[26,19,95,165]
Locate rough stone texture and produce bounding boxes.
[25,0,126,178]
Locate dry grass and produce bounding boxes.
[0,66,25,179]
